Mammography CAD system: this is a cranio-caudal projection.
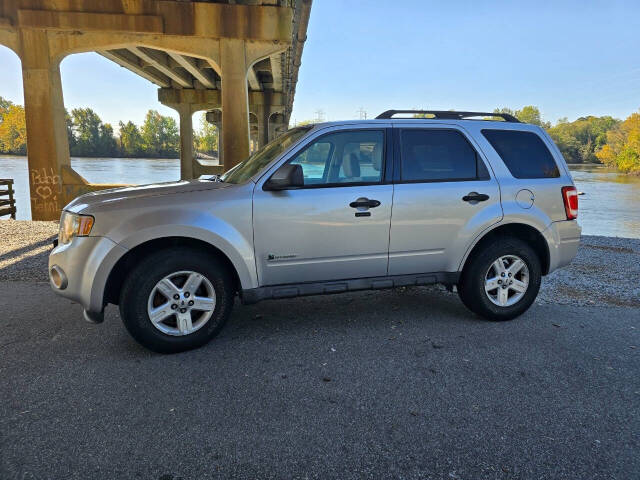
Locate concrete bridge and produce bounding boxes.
[0,0,311,220]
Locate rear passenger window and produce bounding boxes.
[482,129,560,179]
[399,129,489,182]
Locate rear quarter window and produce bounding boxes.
[482,129,560,179]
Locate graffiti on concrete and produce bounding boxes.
[30,167,62,214]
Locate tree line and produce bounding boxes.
[0,96,218,159]
[1,95,638,173]
[492,106,639,173]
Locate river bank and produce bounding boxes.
[2,220,638,308]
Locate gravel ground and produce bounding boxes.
[1,220,639,307]
[0,220,58,282]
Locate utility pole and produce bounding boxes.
[357,107,367,120]
[314,109,325,122]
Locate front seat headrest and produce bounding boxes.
[343,152,361,178]
[372,142,382,171]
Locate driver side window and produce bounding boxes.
[289,130,384,186]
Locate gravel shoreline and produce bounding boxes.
[1,220,638,307]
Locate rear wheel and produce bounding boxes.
[458,237,541,321]
[119,248,235,353]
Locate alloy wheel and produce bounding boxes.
[146,270,216,336]
[484,255,529,307]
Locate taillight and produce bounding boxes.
[561,186,578,220]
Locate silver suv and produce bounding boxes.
[49,110,581,353]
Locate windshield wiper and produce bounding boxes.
[206,175,223,182]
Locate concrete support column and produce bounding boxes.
[205,109,223,164]
[254,105,268,148]
[258,89,272,147]
[20,30,71,220]
[220,39,250,169]
[268,114,286,143]
[176,104,194,180]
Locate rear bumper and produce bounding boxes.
[544,220,581,273]
[48,236,128,315]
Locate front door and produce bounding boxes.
[253,128,393,286]
[388,125,502,275]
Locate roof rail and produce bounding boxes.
[375,110,520,123]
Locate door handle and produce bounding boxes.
[349,198,381,209]
[462,192,489,202]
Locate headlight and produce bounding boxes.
[59,212,94,245]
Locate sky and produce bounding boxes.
[1,0,639,128]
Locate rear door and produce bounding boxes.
[388,124,502,275]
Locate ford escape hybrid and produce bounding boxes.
[49,110,581,353]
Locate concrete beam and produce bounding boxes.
[205,110,222,124]
[167,52,216,89]
[98,49,171,87]
[270,53,283,91]
[165,3,292,41]
[158,88,221,111]
[193,161,224,177]
[7,3,292,42]
[247,66,261,91]
[128,46,192,88]
[16,9,163,33]
[249,90,284,106]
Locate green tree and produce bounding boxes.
[65,109,76,152]
[118,120,143,157]
[548,116,620,163]
[194,113,218,154]
[70,107,117,156]
[0,96,13,122]
[494,105,550,127]
[140,110,179,157]
[99,122,117,156]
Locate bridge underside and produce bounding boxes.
[0,0,311,220]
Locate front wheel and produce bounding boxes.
[119,248,235,353]
[457,237,541,321]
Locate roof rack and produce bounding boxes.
[375,110,520,123]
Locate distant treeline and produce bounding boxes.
[493,106,639,173]
[1,96,638,173]
[0,96,218,159]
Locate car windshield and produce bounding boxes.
[220,126,313,184]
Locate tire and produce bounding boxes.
[119,248,235,353]
[457,237,541,321]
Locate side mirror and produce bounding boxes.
[263,164,304,191]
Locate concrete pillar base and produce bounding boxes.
[177,105,195,180]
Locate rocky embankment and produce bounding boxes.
[1,220,638,307]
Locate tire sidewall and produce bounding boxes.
[120,249,234,353]
[461,238,542,321]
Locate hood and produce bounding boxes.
[65,179,232,214]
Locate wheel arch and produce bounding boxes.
[103,236,242,306]
[459,222,551,277]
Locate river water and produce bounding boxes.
[1,156,638,238]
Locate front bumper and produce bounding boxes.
[48,236,128,316]
[544,219,581,273]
